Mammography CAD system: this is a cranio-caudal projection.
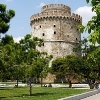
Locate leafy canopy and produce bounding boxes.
[0,4,15,35]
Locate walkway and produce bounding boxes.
[81,93,100,100]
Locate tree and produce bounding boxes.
[52,55,82,88]
[77,0,100,88]
[52,58,66,83]
[73,38,100,89]
[0,4,15,38]
[32,52,53,87]
[19,34,43,95]
[0,4,15,80]
[11,42,25,87]
[0,35,25,86]
[20,34,52,95]
[79,52,97,89]
[64,55,82,88]
[0,35,15,81]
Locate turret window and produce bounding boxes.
[42,33,45,36]
[54,31,56,34]
[54,25,56,27]
[43,43,44,46]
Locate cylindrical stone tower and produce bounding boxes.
[30,4,82,63]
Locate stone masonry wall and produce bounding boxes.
[30,4,82,83]
[30,4,82,61]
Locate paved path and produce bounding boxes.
[81,93,100,100]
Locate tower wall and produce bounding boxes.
[30,4,82,64]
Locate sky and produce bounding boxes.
[0,0,96,42]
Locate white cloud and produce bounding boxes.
[74,6,96,25]
[6,0,13,2]
[14,37,24,43]
[37,2,45,8]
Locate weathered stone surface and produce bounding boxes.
[30,4,82,83]
[30,4,82,62]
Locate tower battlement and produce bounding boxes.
[30,4,82,25]
[42,4,71,13]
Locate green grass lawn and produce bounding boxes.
[0,86,91,100]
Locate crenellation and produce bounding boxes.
[71,13,82,22]
[42,4,71,14]
[30,10,82,24]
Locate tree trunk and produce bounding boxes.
[29,77,32,96]
[40,77,43,87]
[16,76,19,87]
[68,79,72,88]
[61,79,63,84]
[87,78,95,89]
[89,83,95,89]
[15,76,19,88]
[98,64,100,80]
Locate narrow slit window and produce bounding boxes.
[42,33,45,36]
[43,43,44,46]
[76,38,78,40]
[40,25,41,28]
[54,31,56,34]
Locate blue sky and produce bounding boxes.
[0,0,95,42]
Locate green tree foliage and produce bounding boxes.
[1,34,14,45]
[20,34,52,95]
[52,55,82,88]
[87,46,100,79]
[0,35,15,80]
[30,52,53,87]
[79,0,100,45]
[74,38,100,89]
[0,4,15,36]
[77,0,100,88]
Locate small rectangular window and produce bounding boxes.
[43,43,44,46]
[54,31,56,34]
[40,25,41,28]
[42,33,45,36]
